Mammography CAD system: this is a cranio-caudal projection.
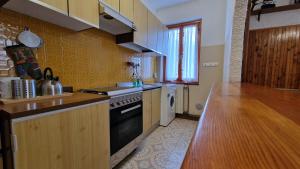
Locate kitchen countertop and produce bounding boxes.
[0,93,110,119]
[142,84,162,91]
[181,83,300,169]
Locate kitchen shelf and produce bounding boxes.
[251,3,300,15]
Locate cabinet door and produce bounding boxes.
[151,88,161,125]
[120,0,133,21]
[133,0,148,48]
[12,103,110,169]
[102,0,120,11]
[69,0,100,28]
[147,11,158,52]
[143,90,152,133]
[163,26,169,56]
[157,23,164,54]
[31,0,68,14]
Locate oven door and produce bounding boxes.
[110,101,143,155]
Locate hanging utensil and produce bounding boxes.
[17,27,42,48]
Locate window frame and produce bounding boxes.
[163,19,202,85]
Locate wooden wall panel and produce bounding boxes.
[242,25,300,89]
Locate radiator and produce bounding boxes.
[176,85,189,114]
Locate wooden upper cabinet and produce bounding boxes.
[68,0,100,28]
[157,23,164,54]
[162,26,169,56]
[133,0,148,48]
[151,88,161,125]
[12,103,110,169]
[120,0,134,21]
[147,11,158,52]
[31,0,68,14]
[102,0,120,12]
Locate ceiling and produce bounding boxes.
[142,0,195,11]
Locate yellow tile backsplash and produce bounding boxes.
[0,8,157,90]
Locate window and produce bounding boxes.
[164,20,201,84]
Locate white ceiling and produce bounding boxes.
[142,0,195,12]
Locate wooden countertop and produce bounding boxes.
[181,83,300,169]
[0,93,110,119]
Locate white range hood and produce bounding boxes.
[99,1,135,35]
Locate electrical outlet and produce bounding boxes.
[202,62,219,67]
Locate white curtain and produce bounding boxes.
[182,25,198,81]
[166,28,180,81]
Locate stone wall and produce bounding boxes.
[229,0,249,82]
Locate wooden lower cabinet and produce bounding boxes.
[143,88,162,134]
[151,88,161,125]
[143,90,152,133]
[11,102,110,169]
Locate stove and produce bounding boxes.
[81,86,143,168]
[80,86,142,96]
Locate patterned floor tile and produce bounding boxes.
[115,118,198,169]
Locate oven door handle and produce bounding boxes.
[121,105,141,114]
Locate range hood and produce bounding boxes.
[116,32,152,53]
[99,2,135,35]
[99,1,153,53]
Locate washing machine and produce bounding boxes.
[160,84,176,126]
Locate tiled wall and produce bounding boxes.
[0,8,157,90]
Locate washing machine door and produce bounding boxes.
[169,94,175,110]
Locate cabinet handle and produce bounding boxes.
[121,105,141,114]
[11,134,18,152]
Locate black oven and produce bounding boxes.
[110,94,143,155]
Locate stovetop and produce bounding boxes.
[81,86,143,96]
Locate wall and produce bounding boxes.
[0,8,155,90]
[189,45,224,115]
[250,0,300,30]
[250,9,300,30]
[142,0,227,115]
[149,0,227,47]
[223,0,236,82]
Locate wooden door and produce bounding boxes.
[151,88,161,125]
[143,90,152,133]
[68,0,100,28]
[133,0,148,48]
[31,0,68,14]
[102,0,120,12]
[147,11,158,51]
[120,0,133,21]
[0,157,2,169]
[12,102,110,169]
[0,135,2,169]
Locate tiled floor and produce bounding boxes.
[116,118,198,169]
